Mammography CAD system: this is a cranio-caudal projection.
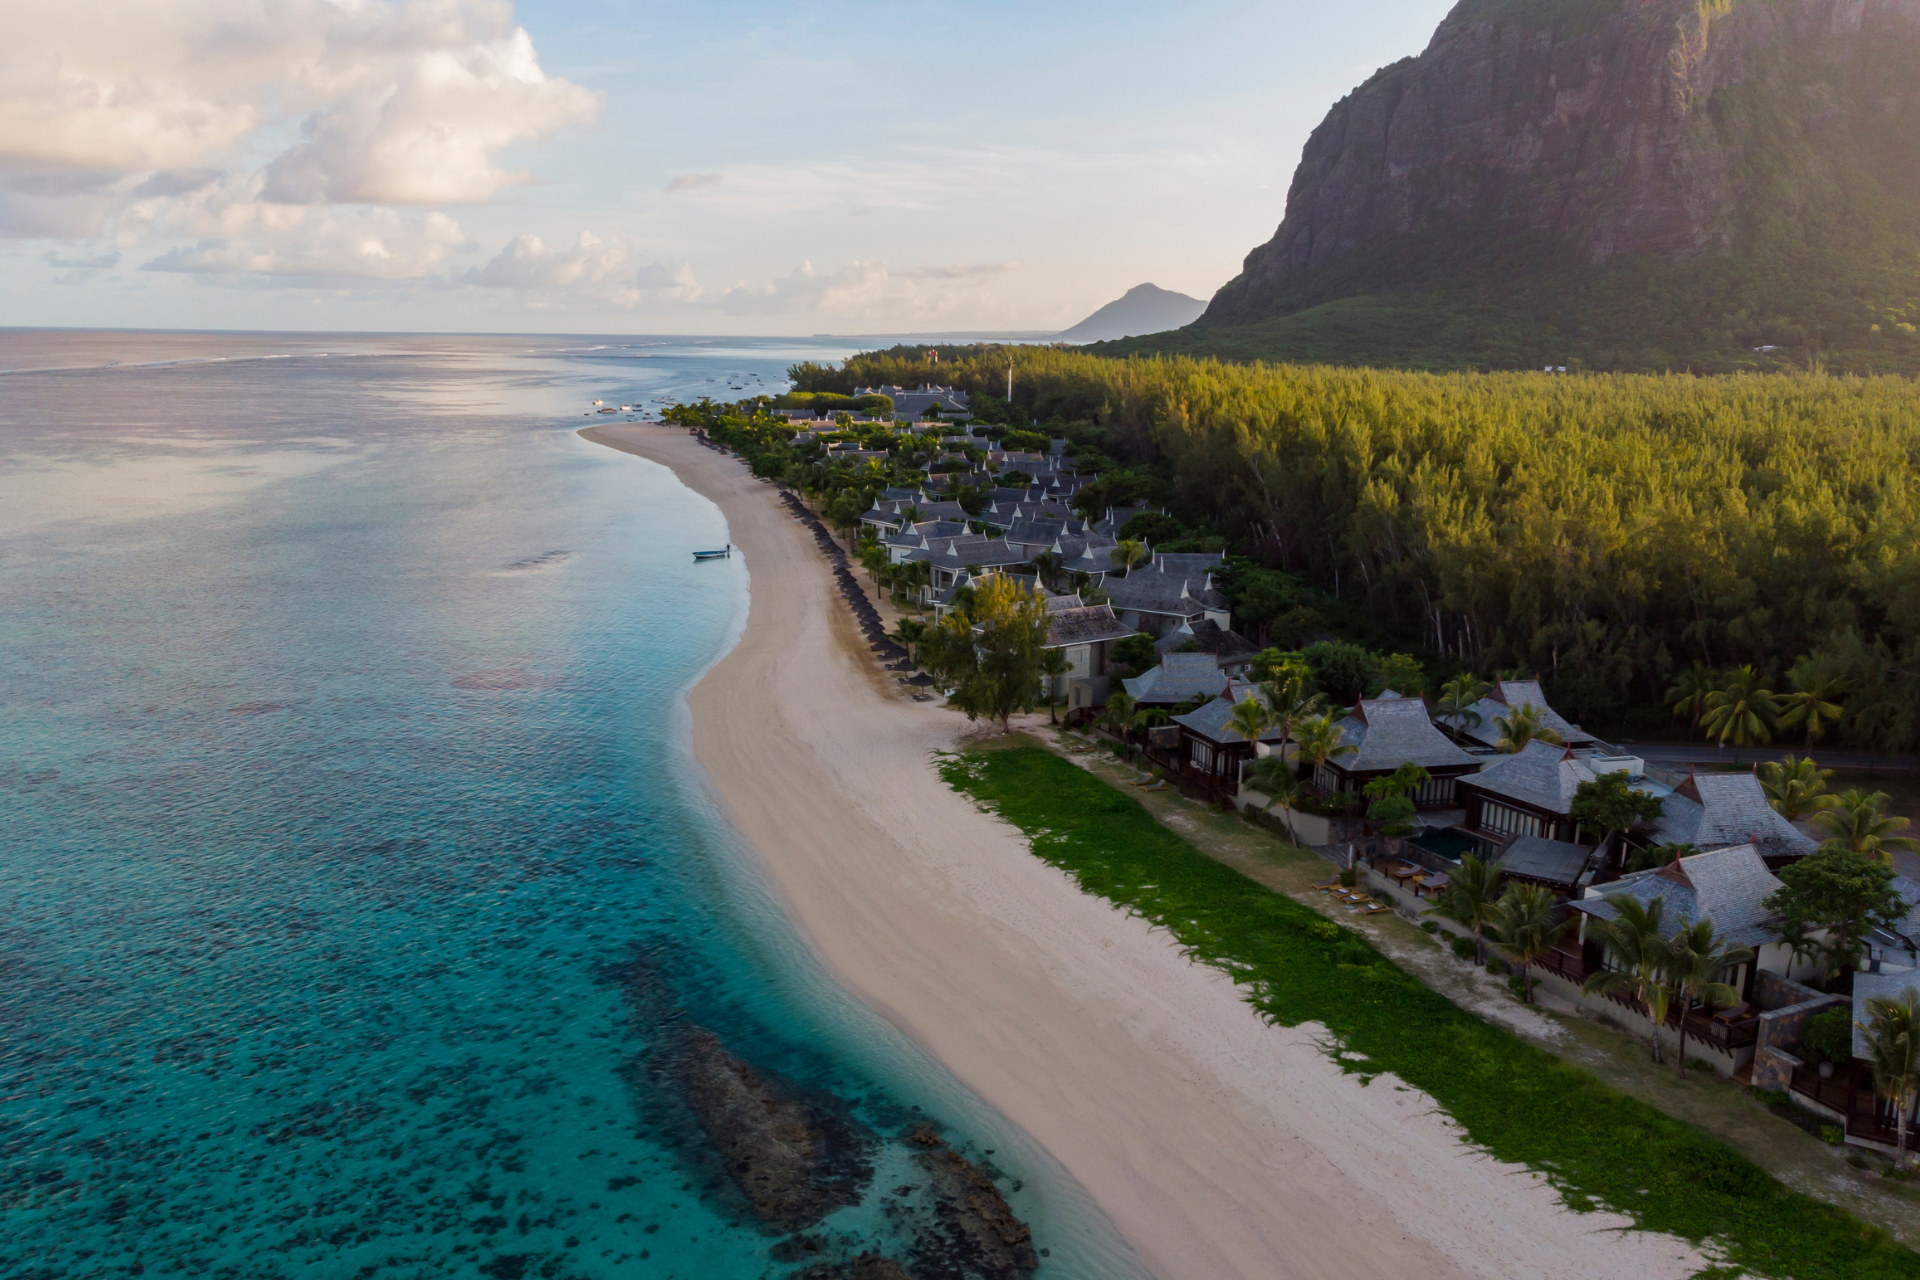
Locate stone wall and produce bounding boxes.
[1751,972,1847,1093]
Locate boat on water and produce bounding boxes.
[693,545,732,561]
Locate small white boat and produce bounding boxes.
[693,545,732,561]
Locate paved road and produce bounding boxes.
[1614,742,1918,772]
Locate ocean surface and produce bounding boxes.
[0,332,1147,1280]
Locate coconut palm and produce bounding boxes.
[1426,854,1504,966]
[1813,789,1920,864]
[1860,989,1920,1169]
[1292,713,1356,779]
[1434,675,1491,741]
[1113,539,1150,574]
[1756,755,1837,822]
[1039,648,1068,724]
[1582,897,1675,1063]
[1662,920,1755,1078]
[1260,670,1326,764]
[1493,703,1565,753]
[1246,756,1308,846]
[1665,664,1717,744]
[1482,884,1574,1005]
[1100,691,1138,745]
[1225,694,1273,753]
[1700,665,1779,760]
[1778,668,1848,750]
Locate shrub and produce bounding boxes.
[1821,1125,1845,1146]
[1485,957,1509,976]
[1508,974,1534,1000]
[1420,921,1440,935]
[1450,936,1478,961]
[1803,1006,1854,1065]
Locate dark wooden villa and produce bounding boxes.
[1318,692,1481,809]
[1167,686,1285,799]
[1456,740,1613,843]
[1452,678,1599,750]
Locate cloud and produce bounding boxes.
[665,173,722,193]
[718,259,1013,318]
[141,205,468,282]
[464,231,700,305]
[1,0,599,239]
[43,248,119,270]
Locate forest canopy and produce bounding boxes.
[795,344,1920,750]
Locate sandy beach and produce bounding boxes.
[584,423,1706,1280]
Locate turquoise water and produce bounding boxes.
[0,333,1146,1280]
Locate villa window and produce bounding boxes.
[1480,801,1543,839]
[1191,741,1214,773]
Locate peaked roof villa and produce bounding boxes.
[1454,678,1598,750]
[1653,770,1819,864]
[1123,652,1234,707]
[1320,691,1482,808]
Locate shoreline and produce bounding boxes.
[581,424,1705,1280]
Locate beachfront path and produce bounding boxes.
[583,425,1704,1280]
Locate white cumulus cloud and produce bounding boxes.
[718,259,1014,318]
[2,0,600,244]
[465,232,701,305]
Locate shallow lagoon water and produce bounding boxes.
[0,333,1148,1280]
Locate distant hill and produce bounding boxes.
[1105,0,1920,375]
[1053,284,1207,343]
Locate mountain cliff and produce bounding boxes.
[1053,284,1208,342]
[1118,0,1920,372]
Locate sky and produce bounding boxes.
[2,0,1458,335]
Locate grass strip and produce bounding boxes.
[942,747,1918,1280]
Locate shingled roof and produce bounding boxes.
[1101,566,1230,618]
[1457,678,1595,749]
[1155,618,1260,666]
[1332,692,1480,773]
[1174,686,1287,746]
[1046,603,1134,647]
[1123,652,1233,705]
[1496,836,1597,890]
[1571,844,1786,949]
[1654,771,1819,860]
[1459,741,1605,815]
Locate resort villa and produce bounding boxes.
[1121,651,1235,708]
[1043,595,1136,712]
[1317,692,1482,809]
[1100,553,1234,638]
[1450,678,1600,750]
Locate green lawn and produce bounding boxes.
[942,746,1919,1280]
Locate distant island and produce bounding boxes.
[1052,284,1207,344]
[1104,0,1920,375]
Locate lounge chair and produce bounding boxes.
[1360,903,1393,916]
[1142,781,1170,793]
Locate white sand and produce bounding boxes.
[586,425,1708,1280]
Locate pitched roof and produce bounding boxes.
[1046,603,1134,647]
[1332,692,1480,772]
[1123,652,1234,705]
[1571,844,1786,948]
[1154,618,1260,664]
[1101,566,1230,617]
[1654,771,1819,860]
[1151,551,1227,578]
[1457,678,1593,748]
[1459,741,1603,815]
[1174,686,1286,746]
[1495,836,1596,889]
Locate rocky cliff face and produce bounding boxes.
[1205,0,1920,326]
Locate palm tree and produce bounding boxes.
[1582,897,1674,1063]
[1700,665,1779,762]
[1662,920,1754,1078]
[1260,671,1326,765]
[1813,789,1920,864]
[1113,539,1149,575]
[890,617,928,664]
[1434,675,1491,741]
[1039,648,1068,724]
[1493,703,1565,753]
[1482,883,1573,1004]
[1226,695,1273,753]
[1101,691,1138,745]
[1426,854,1503,966]
[1860,990,1920,1169]
[1246,756,1307,845]
[1292,714,1356,783]
[1665,664,1717,744]
[1756,755,1837,822]
[1778,668,1848,750]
